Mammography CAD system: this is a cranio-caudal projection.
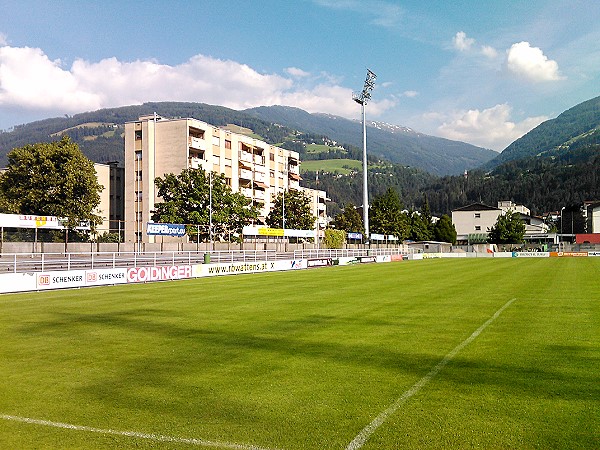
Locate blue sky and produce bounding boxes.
[0,0,598,150]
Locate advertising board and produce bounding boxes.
[85,268,128,286]
[36,270,87,290]
[127,266,192,283]
[307,258,332,268]
[146,223,186,236]
[194,259,306,277]
[0,273,37,294]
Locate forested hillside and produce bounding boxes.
[303,144,600,218]
[488,95,600,168]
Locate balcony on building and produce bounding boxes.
[240,186,253,198]
[188,156,208,171]
[253,147,265,165]
[289,179,300,190]
[253,188,266,200]
[189,136,207,152]
[239,168,253,180]
[254,171,267,183]
[288,171,302,182]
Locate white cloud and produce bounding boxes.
[0,44,395,123]
[0,32,7,46]
[481,45,498,59]
[453,31,475,51]
[402,90,419,98]
[506,41,564,82]
[435,104,548,151]
[285,67,311,78]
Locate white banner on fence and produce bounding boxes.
[512,252,550,258]
[126,266,193,283]
[36,270,87,290]
[194,259,306,277]
[85,268,128,286]
[0,273,37,294]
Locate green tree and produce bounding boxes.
[487,211,526,244]
[323,228,346,249]
[152,168,259,242]
[0,136,102,230]
[332,202,364,233]
[267,189,315,230]
[370,187,410,240]
[433,214,457,244]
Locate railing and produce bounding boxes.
[293,247,416,260]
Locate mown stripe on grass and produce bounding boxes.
[346,298,517,450]
[0,414,281,450]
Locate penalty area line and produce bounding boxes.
[346,297,517,450]
[0,414,281,450]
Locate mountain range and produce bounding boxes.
[0,102,496,176]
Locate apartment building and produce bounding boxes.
[124,115,327,243]
[93,162,125,236]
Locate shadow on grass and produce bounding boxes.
[15,309,600,410]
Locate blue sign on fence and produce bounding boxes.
[146,223,186,236]
[347,232,363,240]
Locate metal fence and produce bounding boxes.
[0,247,416,274]
[0,250,281,274]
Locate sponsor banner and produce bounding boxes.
[512,252,550,258]
[376,255,392,263]
[493,252,514,258]
[37,270,86,290]
[307,258,332,268]
[422,253,443,259]
[588,251,600,257]
[146,223,186,236]
[0,213,64,229]
[347,232,363,240]
[127,266,192,283]
[391,254,404,262]
[359,256,377,263]
[242,226,315,238]
[549,252,588,258]
[85,268,127,286]
[0,273,37,294]
[195,259,306,277]
[370,233,385,241]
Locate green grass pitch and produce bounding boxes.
[1,258,599,449]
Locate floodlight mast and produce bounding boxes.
[352,69,377,244]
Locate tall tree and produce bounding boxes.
[433,214,457,244]
[0,136,103,230]
[152,168,259,241]
[487,211,526,244]
[332,202,364,233]
[267,189,315,230]
[370,187,410,240]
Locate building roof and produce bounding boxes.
[452,203,500,212]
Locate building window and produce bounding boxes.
[474,213,481,218]
[225,139,232,149]
[213,136,220,146]
[475,226,481,231]
[269,153,275,161]
[225,177,231,186]
[135,171,142,181]
[135,191,142,202]
[134,130,142,140]
[135,151,142,161]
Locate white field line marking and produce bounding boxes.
[0,414,281,450]
[346,298,517,450]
